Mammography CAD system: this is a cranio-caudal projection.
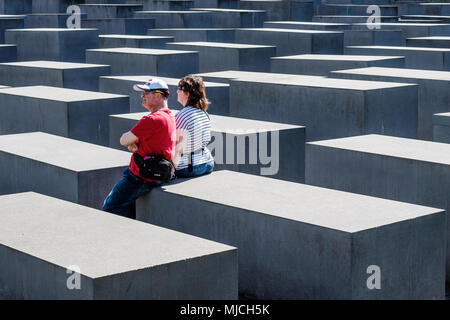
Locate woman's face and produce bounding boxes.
[177,86,190,107]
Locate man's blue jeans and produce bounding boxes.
[102,168,161,218]
[175,160,214,178]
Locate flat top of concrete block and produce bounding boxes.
[238,28,342,34]
[192,8,266,13]
[0,85,9,89]
[87,47,197,55]
[234,75,416,91]
[159,170,442,233]
[326,4,397,7]
[136,10,211,14]
[308,134,450,166]
[347,45,450,52]
[0,132,131,172]
[265,21,350,26]
[6,28,98,32]
[111,110,304,133]
[353,22,450,27]
[0,15,26,19]
[99,34,172,40]
[408,36,450,40]
[196,70,316,81]
[402,15,450,19]
[0,192,235,279]
[101,75,228,88]
[273,54,404,61]
[0,86,126,103]
[399,19,443,23]
[331,66,450,81]
[149,28,235,31]
[0,61,110,70]
[169,41,275,49]
[317,15,398,18]
[433,112,450,126]
[80,3,142,5]
[419,2,450,6]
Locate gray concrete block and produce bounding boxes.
[271,54,405,76]
[263,21,351,31]
[24,13,86,28]
[313,15,398,23]
[0,86,129,146]
[79,4,143,19]
[147,28,235,42]
[407,36,450,48]
[345,46,450,71]
[305,134,450,279]
[109,111,305,182]
[99,75,229,114]
[86,48,199,77]
[31,0,80,13]
[329,67,450,140]
[235,28,344,55]
[0,0,30,14]
[344,30,403,46]
[196,70,302,83]
[143,0,193,11]
[0,191,238,299]
[99,34,173,49]
[0,15,24,43]
[0,132,130,209]
[193,0,238,9]
[318,4,397,16]
[0,44,16,62]
[290,0,314,21]
[407,3,450,16]
[238,0,290,21]
[192,8,266,28]
[433,113,450,143]
[166,41,275,72]
[134,10,212,28]
[351,23,450,38]
[81,18,155,35]
[229,76,418,141]
[0,61,110,91]
[5,28,99,63]
[136,170,446,299]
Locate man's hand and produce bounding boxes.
[128,143,138,153]
[120,131,138,147]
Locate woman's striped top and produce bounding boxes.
[175,106,213,170]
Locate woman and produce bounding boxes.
[173,75,214,177]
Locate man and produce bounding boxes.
[102,78,176,218]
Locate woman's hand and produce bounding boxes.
[127,143,138,153]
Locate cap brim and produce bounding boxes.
[133,84,147,92]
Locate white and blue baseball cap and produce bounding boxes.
[133,78,170,97]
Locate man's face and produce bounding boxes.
[141,90,159,112]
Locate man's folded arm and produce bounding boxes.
[120,131,138,146]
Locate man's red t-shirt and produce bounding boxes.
[129,108,176,182]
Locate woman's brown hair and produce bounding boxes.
[178,75,210,111]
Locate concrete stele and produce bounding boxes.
[305,134,450,278]
[0,85,129,146]
[136,170,446,299]
[0,192,237,299]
